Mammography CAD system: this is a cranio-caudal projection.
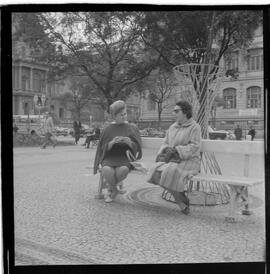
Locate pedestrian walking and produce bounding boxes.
[40,112,57,149]
[73,120,81,144]
[234,124,242,140]
[93,100,142,203]
[248,126,256,141]
[147,100,202,215]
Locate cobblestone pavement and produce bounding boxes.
[13,145,265,265]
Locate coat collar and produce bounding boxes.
[173,118,195,128]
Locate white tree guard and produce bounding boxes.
[161,63,230,206]
[173,63,225,138]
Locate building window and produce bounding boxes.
[224,51,239,72]
[33,70,45,92]
[223,88,237,109]
[247,86,261,108]
[247,48,263,71]
[59,108,64,119]
[23,102,29,115]
[21,67,30,91]
[12,68,16,88]
[147,97,156,111]
[12,67,20,89]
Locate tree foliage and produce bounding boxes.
[142,10,262,67]
[38,12,161,111]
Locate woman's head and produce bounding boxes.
[173,100,192,123]
[110,100,127,124]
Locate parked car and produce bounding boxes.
[208,126,228,140]
[13,115,45,135]
[55,126,70,136]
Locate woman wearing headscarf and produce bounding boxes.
[93,100,142,202]
[148,100,201,215]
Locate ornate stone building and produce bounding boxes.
[12,39,105,125]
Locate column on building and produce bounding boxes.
[30,68,33,91]
[18,65,22,90]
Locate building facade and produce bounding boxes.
[12,40,105,126]
[139,26,264,138]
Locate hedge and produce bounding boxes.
[13,133,74,147]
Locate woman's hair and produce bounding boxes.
[175,100,192,119]
[110,100,126,117]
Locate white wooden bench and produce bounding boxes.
[187,140,264,222]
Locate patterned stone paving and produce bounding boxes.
[13,146,266,265]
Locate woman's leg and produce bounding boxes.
[101,166,116,202]
[85,136,91,148]
[115,166,130,195]
[167,189,189,214]
[115,166,129,184]
[174,191,190,214]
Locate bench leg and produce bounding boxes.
[94,173,105,199]
[225,185,239,222]
[241,187,253,216]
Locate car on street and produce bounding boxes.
[13,115,45,135]
[55,126,71,137]
[208,126,231,140]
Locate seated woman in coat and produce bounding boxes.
[148,100,201,215]
[93,100,142,203]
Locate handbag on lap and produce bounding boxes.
[155,147,181,163]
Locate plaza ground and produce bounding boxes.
[13,143,265,265]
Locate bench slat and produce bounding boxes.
[191,174,263,187]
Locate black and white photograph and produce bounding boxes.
[2,3,268,273]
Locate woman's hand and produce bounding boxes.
[108,136,133,150]
[120,136,132,147]
[108,138,117,150]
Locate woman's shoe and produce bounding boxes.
[104,195,113,203]
[182,195,190,215]
[104,189,113,203]
[181,206,190,215]
[117,189,127,195]
[117,183,127,194]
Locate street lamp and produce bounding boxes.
[33,94,46,118]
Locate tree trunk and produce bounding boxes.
[157,104,162,129]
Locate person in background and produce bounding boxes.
[40,112,57,149]
[93,100,142,203]
[73,120,81,144]
[234,124,242,140]
[147,100,201,215]
[13,121,18,133]
[83,124,101,148]
[248,125,256,141]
